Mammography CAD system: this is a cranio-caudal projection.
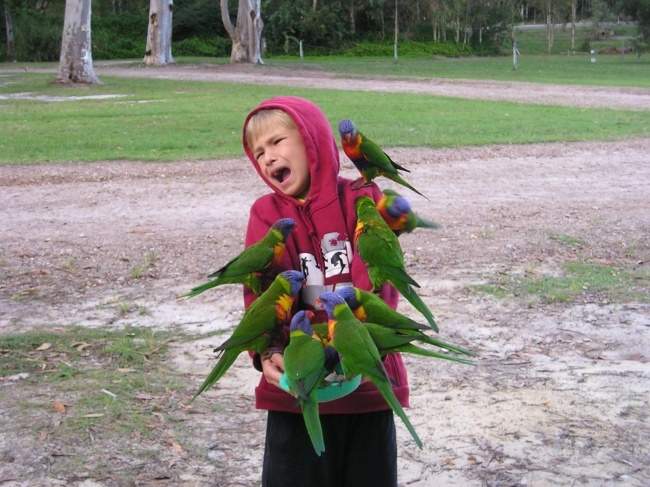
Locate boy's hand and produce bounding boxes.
[261,352,285,387]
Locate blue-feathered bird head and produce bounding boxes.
[272,218,295,239]
[280,270,305,295]
[318,291,345,319]
[387,194,411,218]
[335,286,359,310]
[289,310,314,334]
[338,119,358,141]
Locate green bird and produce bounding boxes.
[377,189,440,235]
[284,310,327,456]
[319,291,423,449]
[338,119,426,199]
[334,286,427,331]
[193,270,304,399]
[354,196,437,330]
[335,287,474,357]
[183,218,295,298]
[363,323,475,365]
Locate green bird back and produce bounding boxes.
[356,197,437,330]
[183,219,293,298]
[359,133,426,198]
[193,271,303,399]
[329,300,423,449]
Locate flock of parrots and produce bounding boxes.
[184,120,475,455]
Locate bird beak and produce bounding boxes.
[305,310,315,321]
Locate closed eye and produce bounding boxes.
[273,137,286,145]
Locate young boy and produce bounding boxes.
[242,96,410,487]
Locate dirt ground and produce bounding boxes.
[1,133,649,486]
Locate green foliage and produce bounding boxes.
[344,40,473,57]
[93,13,148,60]
[263,0,350,54]
[173,37,231,57]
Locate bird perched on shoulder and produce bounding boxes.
[283,310,328,456]
[338,119,426,199]
[193,270,304,399]
[183,218,295,298]
[377,189,440,235]
[355,196,437,330]
[319,291,423,448]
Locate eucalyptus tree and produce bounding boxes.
[144,0,174,65]
[3,0,16,62]
[57,0,100,84]
[220,0,263,63]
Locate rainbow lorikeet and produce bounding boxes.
[336,287,474,356]
[377,189,440,235]
[335,286,427,331]
[362,322,475,365]
[311,320,473,364]
[338,119,426,199]
[183,218,295,298]
[283,310,327,456]
[319,292,423,449]
[193,270,304,399]
[355,196,437,330]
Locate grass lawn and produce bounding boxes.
[1,72,650,164]
[264,53,650,88]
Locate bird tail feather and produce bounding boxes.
[390,279,438,332]
[398,344,475,365]
[301,396,325,456]
[373,374,423,449]
[192,349,239,400]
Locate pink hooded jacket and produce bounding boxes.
[242,96,409,414]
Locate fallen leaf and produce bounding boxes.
[82,413,105,418]
[117,368,135,373]
[71,342,91,351]
[52,401,66,414]
[167,439,185,456]
[39,431,48,441]
[3,372,30,382]
[36,343,52,351]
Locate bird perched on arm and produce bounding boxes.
[192,270,304,399]
[183,218,295,298]
[377,189,440,235]
[335,287,473,357]
[355,196,437,330]
[319,291,423,449]
[338,119,426,199]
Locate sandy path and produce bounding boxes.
[1,139,649,485]
[92,63,650,111]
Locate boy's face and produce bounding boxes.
[251,123,310,199]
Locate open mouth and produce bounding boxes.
[271,167,291,184]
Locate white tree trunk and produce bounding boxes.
[57,0,100,84]
[571,0,576,51]
[4,1,16,62]
[546,1,554,54]
[220,0,263,64]
[144,0,174,65]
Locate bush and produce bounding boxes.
[344,40,473,58]
[173,37,231,57]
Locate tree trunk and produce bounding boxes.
[312,0,317,11]
[349,0,355,35]
[144,0,174,65]
[546,1,553,54]
[4,1,16,62]
[220,0,263,64]
[393,0,398,62]
[57,0,100,84]
[571,0,576,51]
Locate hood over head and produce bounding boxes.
[242,96,340,206]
